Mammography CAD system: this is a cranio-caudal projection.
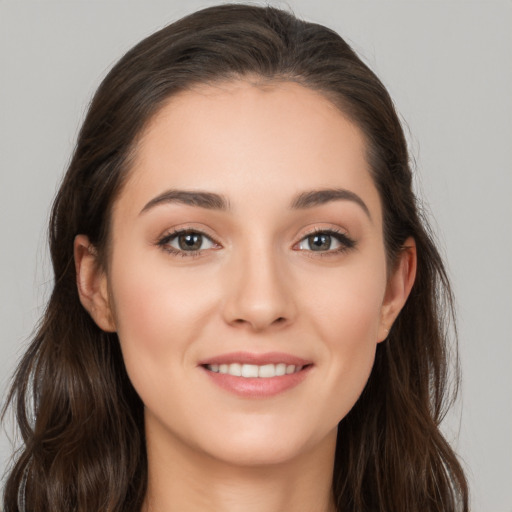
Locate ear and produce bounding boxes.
[378,237,417,342]
[74,234,116,332]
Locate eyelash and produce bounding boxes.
[156,228,356,258]
[157,229,220,258]
[296,228,356,257]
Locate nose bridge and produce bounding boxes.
[222,233,294,331]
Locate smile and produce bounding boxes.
[206,363,304,378]
[199,352,313,398]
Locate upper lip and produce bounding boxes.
[198,351,312,367]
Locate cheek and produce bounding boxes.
[302,254,386,342]
[299,257,386,410]
[108,252,220,385]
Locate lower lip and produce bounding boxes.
[201,365,312,398]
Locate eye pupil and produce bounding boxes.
[179,233,202,251]
[309,234,331,251]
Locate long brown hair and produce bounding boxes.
[2,4,469,511]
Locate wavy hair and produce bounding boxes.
[2,4,468,511]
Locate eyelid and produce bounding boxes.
[155,224,355,258]
[168,231,216,250]
[156,226,222,257]
[293,227,356,254]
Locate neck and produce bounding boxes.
[142,419,337,512]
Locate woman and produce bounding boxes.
[2,3,469,511]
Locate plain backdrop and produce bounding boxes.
[1,1,511,510]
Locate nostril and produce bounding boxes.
[230,316,287,329]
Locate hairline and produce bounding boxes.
[99,74,385,270]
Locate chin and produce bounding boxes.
[204,436,312,467]
[191,419,336,468]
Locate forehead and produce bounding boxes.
[116,80,381,221]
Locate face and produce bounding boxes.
[78,80,412,467]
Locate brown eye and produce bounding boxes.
[160,230,217,254]
[178,232,204,251]
[307,233,332,251]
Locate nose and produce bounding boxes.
[221,244,296,332]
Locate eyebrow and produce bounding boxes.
[291,188,371,220]
[139,187,371,220]
[140,190,230,214]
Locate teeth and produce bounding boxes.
[258,364,275,378]
[207,363,303,378]
[229,363,242,377]
[275,363,286,376]
[241,364,259,378]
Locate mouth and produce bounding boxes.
[204,362,307,378]
[199,352,313,398]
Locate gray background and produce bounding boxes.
[1,1,511,510]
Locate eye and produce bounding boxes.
[296,230,355,253]
[158,230,218,255]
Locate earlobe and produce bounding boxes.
[74,234,116,332]
[378,237,417,342]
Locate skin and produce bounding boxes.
[75,80,416,512]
